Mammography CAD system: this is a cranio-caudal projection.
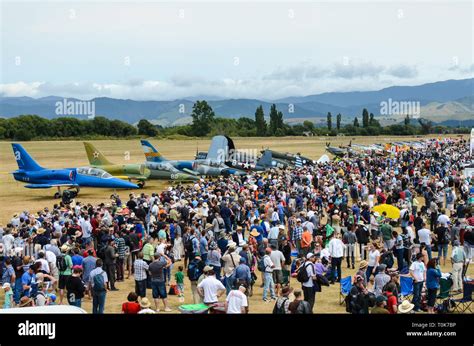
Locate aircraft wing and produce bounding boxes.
[113,175,148,181]
[24,183,79,189]
[181,168,200,176]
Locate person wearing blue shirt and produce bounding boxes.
[426,258,442,313]
[352,204,361,222]
[21,264,38,298]
[220,203,233,234]
[199,231,208,262]
[277,203,285,224]
[250,220,263,243]
[234,258,251,287]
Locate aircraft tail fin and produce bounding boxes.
[316,154,331,164]
[140,140,165,162]
[11,143,44,171]
[83,142,114,166]
[257,150,273,167]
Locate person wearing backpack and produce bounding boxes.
[57,244,73,305]
[184,228,199,261]
[187,256,204,304]
[434,223,450,266]
[88,258,108,314]
[298,252,316,311]
[288,288,312,314]
[272,286,292,314]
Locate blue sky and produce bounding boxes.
[1,0,472,100]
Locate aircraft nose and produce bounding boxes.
[118,180,139,189]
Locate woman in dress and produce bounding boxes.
[173,233,184,261]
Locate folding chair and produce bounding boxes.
[451,280,473,313]
[436,276,454,305]
[400,276,414,300]
[339,276,352,305]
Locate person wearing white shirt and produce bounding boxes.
[271,211,279,224]
[197,270,225,304]
[151,203,159,217]
[80,215,93,243]
[35,252,50,274]
[328,234,345,284]
[2,230,15,256]
[225,285,248,314]
[320,247,330,263]
[268,225,280,249]
[437,213,450,227]
[262,248,276,301]
[417,223,432,260]
[45,250,59,283]
[409,253,426,312]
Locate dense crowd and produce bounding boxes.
[0,137,473,314]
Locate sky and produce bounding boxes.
[0,0,473,100]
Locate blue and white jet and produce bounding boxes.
[11,143,138,198]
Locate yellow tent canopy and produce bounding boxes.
[373,204,401,219]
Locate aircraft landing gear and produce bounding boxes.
[54,186,62,199]
[137,181,145,189]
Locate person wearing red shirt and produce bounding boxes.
[384,283,398,314]
[122,292,141,314]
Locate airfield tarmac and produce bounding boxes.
[0,135,471,313]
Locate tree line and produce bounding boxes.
[0,101,470,141]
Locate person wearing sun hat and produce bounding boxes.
[58,244,73,305]
[355,260,369,285]
[222,242,241,294]
[2,282,13,309]
[137,297,156,314]
[18,296,34,308]
[398,299,415,314]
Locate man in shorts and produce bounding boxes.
[148,253,172,312]
[58,244,73,305]
[269,244,286,296]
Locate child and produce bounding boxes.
[175,266,184,297]
[2,283,13,309]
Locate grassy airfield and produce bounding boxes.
[0,135,471,313]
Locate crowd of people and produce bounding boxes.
[0,136,473,314]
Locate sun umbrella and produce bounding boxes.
[372,204,401,219]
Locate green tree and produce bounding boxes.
[354,117,360,127]
[336,113,342,130]
[137,119,158,137]
[418,118,433,135]
[276,111,284,134]
[362,108,369,128]
[404,114,410,126]
[327,112,332,130]
[191,100,215,136]
[269,104,284,135]
[303,120,314,133]
[255,105,267,134]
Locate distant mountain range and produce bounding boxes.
[1,78,472,126]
